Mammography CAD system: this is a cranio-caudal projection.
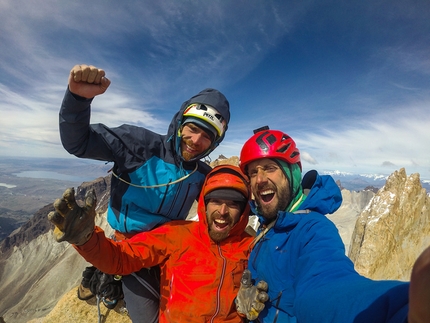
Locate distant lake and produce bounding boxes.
[0,183,17,188]
[13,171,95,183]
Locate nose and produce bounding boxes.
[189,133,203,146]
[219,203,229,215]
[254,168,268,184]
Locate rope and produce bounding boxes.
[111,163,198,189]
[96,295,102,323]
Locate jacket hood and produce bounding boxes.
[252,170,342,230]
[197,165,251,244]
[168,88,230,162]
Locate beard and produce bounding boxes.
[181,137,200,161]
[255,183,291,221]
[207,214,234,242]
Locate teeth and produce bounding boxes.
[260,190,274,196]
[214,218,226,224]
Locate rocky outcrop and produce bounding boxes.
[210,156,239,167]
[327,189,375,252]
[349,168,430,280]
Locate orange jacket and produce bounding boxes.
[75,165,253,323]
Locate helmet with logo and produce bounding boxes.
[182,103,227,144]
[239,127,301,174]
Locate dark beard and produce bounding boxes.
[256,185,291,220]
[208,229,229,242]
[207,216,233,242]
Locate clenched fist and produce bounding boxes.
[68,64,111,99]
[48,187,97,246]
[235,269,269,321]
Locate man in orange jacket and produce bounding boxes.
[48,165,268,322]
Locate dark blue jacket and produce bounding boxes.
[59,88,230,234]
[249,171,409,323]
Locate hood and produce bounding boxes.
[167,88,230,162]
[252,170,342,230]
[197,165,251,243]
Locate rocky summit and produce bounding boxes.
[349,168,430,280]
[0,165,429,322]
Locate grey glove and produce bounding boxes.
[48,187,97,245]
[235,269,269,321]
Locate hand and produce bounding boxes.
[68,64,111,98]
[235,269,269,321]
[48,187,97,245]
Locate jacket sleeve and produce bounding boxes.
[59,88,117,161]
[74,226,172,275]
[293,214,409,323]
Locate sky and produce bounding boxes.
[1,0,430,180]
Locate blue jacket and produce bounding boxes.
[249,171,409,323]
[59,88,230,235]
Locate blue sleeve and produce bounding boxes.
[293,214,409,323]
[59,88,134,162]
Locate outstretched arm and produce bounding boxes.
[48,188,164,275]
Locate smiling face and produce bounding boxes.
[180,123,213,161]
[206,198,243,242]
[247,159,291,220]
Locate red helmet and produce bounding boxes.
[240,129,301,174]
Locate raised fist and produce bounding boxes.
[68,64,111,98]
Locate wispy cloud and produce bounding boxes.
[0,0,429,181]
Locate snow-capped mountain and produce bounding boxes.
[321,170,430,192]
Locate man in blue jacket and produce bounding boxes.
[237,127,430,323]
[59,64,231,322]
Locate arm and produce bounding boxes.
[293,214,409,323]
[48,187,169,275]
[59,65,114,159]
[74,226,164,275]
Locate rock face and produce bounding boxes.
[349,168,430,281]
[327,189,375,252]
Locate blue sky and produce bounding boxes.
[1,0,430,180]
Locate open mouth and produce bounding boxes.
[259,189,275,203]
[213,218,229,230]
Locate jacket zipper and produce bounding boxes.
[123,204,129,233]
[156,179,172,214]
[210,244,226,322]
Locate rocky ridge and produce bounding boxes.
[349,168,430,280]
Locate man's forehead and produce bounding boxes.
[248,158,277,168]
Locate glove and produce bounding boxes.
[235,269,269,321]
[48,187,97,245]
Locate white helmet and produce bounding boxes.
[182,103,227,140]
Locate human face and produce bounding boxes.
[180,123,213,161]
[206,198,242,242]
[247,159,291,220]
